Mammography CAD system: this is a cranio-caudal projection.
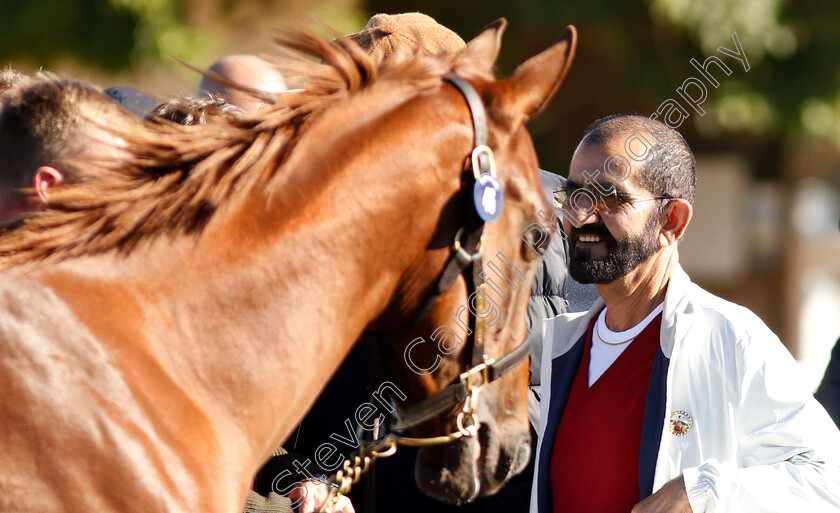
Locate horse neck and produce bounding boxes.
[35,87,470,470]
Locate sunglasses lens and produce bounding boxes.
[601,194,620,210]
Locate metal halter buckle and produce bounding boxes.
[455,356,496,436]
[471,145,497,179]
[459,356,495,392]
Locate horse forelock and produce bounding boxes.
[0,26,484,270]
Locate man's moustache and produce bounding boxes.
[570,224,612,240]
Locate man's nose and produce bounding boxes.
[562,203,601,231]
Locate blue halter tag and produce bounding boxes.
[473,174,504,222]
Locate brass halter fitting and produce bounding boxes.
[451,227,483,256]
[456,355,495,436]
[459,356,495,396]
[317,357,500,512]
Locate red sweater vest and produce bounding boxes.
[550,312,662,513]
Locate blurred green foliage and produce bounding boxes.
[2,0,839,171]
[0,0,138,70]
[109,0,215,65]
[0,0,214,70]
[364,0,840,174]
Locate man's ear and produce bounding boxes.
[659,199,692,247]
[34,166,64,203]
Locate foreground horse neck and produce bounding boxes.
[26,82,473,507]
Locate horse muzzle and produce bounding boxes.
[414,413,531,503]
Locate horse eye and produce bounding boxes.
[522,226,552,260]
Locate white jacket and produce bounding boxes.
[531,265,840,513]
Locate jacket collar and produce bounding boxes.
[659,264,695,358]
[548,264,695,360]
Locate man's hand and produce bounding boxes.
[631,475,693,513]
[287,479,355,513]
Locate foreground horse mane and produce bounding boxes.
[0,27,475,269]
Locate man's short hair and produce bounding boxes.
[0,76,136,191]
[581,113,696,206]
[147,95,244,126]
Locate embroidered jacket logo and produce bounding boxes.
[669,410,692,436]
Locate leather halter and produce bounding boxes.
[363,72,531,440]
[318,72,533,513]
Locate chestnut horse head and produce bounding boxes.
[358,20,577,502]
[0,20,575,513]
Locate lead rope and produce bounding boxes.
[315,357,493,513]
[315,421,481,513]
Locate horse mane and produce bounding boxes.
[0,27,476,269]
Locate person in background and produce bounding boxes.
[0,76,137,225]
[816,338,840,427]
[346,12,467,58]
[0,67,29,110]
[814,223,840,428]
[103,85,159,118]
[196,54,288,113]
[146,94,244,125]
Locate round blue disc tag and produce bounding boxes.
[473,174,504,222]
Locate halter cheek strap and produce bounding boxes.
[363,72,530,435]
[444,73,491,170]
[320,72,531,513]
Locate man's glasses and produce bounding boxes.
[553,184,673,215]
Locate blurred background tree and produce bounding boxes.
[3,0,839,169]
[364,0,840,175]
[0,0,368,89]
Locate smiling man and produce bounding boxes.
[531,114,840,513]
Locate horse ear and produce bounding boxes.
[491,25,577,122]
[456,18,508,72]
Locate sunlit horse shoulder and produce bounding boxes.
[0,21,576,513]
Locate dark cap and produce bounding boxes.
[104,86,158,118]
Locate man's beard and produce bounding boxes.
[567,211,661,284]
